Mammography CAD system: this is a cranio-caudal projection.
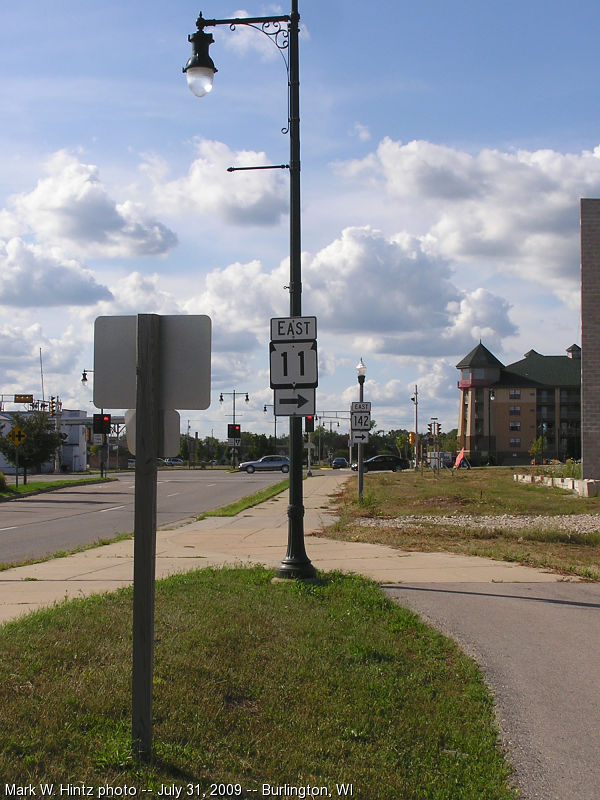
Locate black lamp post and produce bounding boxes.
[488,388,495,465]
[185,3,314,579]
[356,358,366,499]
[264,404,278,451]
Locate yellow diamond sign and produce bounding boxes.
[7,427,27,447]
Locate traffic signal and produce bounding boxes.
[227,423,241,439]
[49,396,56,415]
[305,415,314,433]
[409,432,416,445]
[93,413,111,434]
[427,423,433,435]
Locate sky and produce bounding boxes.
[0,0,598,440]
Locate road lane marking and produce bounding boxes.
[0,526,18,531]
[167,493,180,497]
[98,505,126,513]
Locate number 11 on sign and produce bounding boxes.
[270,341,318,389]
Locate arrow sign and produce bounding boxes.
[274,388,316,417]
[351,431,370,445]
[280,394,309,408]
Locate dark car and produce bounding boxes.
[351,454,409,472]
[238,455,290,474]
[332,457,348,469]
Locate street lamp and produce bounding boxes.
[411,385,418,469]
[356,358,366,499]
[186,3,315,580]
[264,404,278,451]
[488,388,495,465]
[220,390,249,467]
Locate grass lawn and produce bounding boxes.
[0,567,515,799]
[0,476,113,500]
[320,467,600,580]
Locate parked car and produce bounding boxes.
[351,454,409,472]
[163,457,183,466]
[238,455,290,474]
[332,457,348,469]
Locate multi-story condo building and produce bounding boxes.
[456,342,581,465]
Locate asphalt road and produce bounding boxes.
[384,582,600,800]
[0,469,287,564]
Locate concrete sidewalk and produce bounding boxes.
[0,471,568,624]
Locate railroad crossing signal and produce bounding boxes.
[7,426,27,447]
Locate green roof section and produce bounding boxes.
[455,342,505,369]
[505,350,581,387]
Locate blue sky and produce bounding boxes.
[0,0,597,438]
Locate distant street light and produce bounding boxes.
[411,385,418,469]
[264,404,278,450]
[356,358,367,499]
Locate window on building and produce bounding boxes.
[509,421,521,431]
[509,406,521,416]
[509,438,521,447]
[509,389,521,399]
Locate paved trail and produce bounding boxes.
[384,581,600,800]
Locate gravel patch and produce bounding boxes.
[357,514,600,534]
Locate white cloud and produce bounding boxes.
[0,238,112,307]
[146,139,288,226]
[336,138,600,308]
[221,9,283,61]
[302,226,515,356]
[12,151,177,258]
[351,123,371,142]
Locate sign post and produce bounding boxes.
[269,316,318,579]
[7,426,27,488]
[131,314,160,759]
[93,313,212,760]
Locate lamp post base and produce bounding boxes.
[276,557,317,580]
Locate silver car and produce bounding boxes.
[238,455,290,474]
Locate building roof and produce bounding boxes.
[505,350,581,387]
[455,342,505,369]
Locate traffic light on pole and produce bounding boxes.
[427,423,433,435]
[305,415,314,433]
[93,413,111,434]
[409,432,416,445]
[227,423,241,439]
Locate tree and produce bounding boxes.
[529,435,548,465]
[440,428,459,454]
[0,412,64,483]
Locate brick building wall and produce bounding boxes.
[580,199,600,479]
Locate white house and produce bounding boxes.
[0,409,89,474]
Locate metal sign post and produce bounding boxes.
[93,313,212,760]
[131,314,160,759]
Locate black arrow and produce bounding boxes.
[353,433,368,440]
[280,394,309,408]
